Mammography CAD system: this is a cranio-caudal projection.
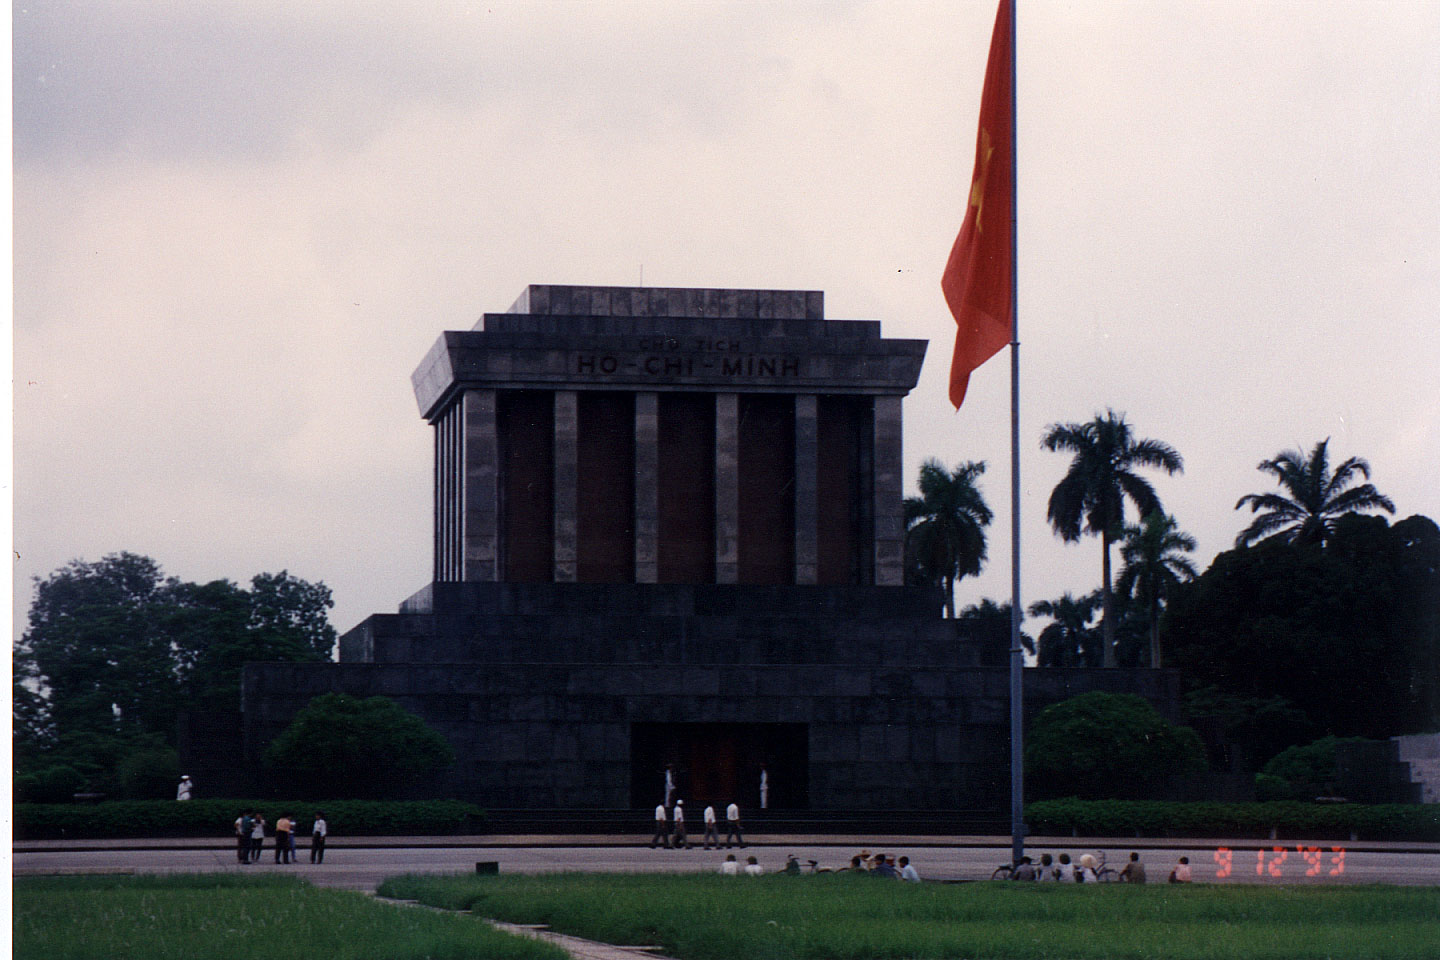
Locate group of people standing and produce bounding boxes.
[651,800,744,850]
[234,811,328,864]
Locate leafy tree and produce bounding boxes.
[1115,511,1198,668]
[262,694,455,799]
[15,553,337,793]
[904,459,993,618]
[1024,691,1207,799]
[20,553,178,737]
[1166,514,1440,743]
[1041,410,1183,666]
[1027,591,1100,667]
[1182,686,1316,773]
[1234,438,1395,547]
[248,571,339,660]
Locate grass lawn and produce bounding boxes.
[378,871,1440,960]
[12,873,568,960]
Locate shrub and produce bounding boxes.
[262,694,455,799]
[14,765,86,804]
[1026,692,1208,799]
[1260,736,1376,799]
[1025,798,1440,841]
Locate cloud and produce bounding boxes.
[12,0,1440,639]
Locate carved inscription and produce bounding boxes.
[573,348,801,380]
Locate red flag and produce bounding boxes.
[943,0,1014,409]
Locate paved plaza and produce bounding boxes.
[15,835,1440,891]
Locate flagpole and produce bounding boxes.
[1007,0,1025,870]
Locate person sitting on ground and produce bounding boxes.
[1011,855,1037,881]
[1038,853,1060,881]
[745,855,764,876]
[898,856,920,883]
[840,855,863,872]
[1168,856,1192,883]
[1056,852,1072,880]
[1076,854,1099,883]
[1119,851,1147,884]
[719,854,740,875]
[784,854,801,875]
[872,854,897,878]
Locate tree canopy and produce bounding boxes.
[1024,691,1206,800]
[1167,514,1439,747]
[14,552,337,796]
[262,694,455,799]
[1041,410,1183,667]
[1234,438,1395,547]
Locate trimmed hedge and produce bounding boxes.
[1026,798,1440,842]
[14,798,485,840]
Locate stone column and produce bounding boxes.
[793,394,819,585]
[873,395,904,586]
[714,393,740,584]
[634,392,659,583]
[554,390,579,582]
[461,389,499,581]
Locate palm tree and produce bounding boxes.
[1115,511,1197,669]
[1027,591,1100,667]
[1041,410,1183,667]
[1234,439,1395,547]
[904,459,993,618]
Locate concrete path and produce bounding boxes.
[491,921,676,960]
[16,836,1439,960]
[14,834,1440,888]
[375,891,677,960]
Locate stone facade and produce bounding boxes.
[242,285,1178,811]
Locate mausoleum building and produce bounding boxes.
[242,285,1177,814]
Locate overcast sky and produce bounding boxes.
[12,0,1439,645]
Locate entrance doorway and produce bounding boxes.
[630,722,808,810]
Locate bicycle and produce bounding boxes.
[990,859,1040,881]
[1090,850,1119,883]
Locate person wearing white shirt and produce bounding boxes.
[744,855,763,876]
[719,853,740,875]
[651,803,670,849]
[310,813,328,864]
[671,799,687,849]
[702,804,720,849]
[725,802,744,848]
[899,856,921,883]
